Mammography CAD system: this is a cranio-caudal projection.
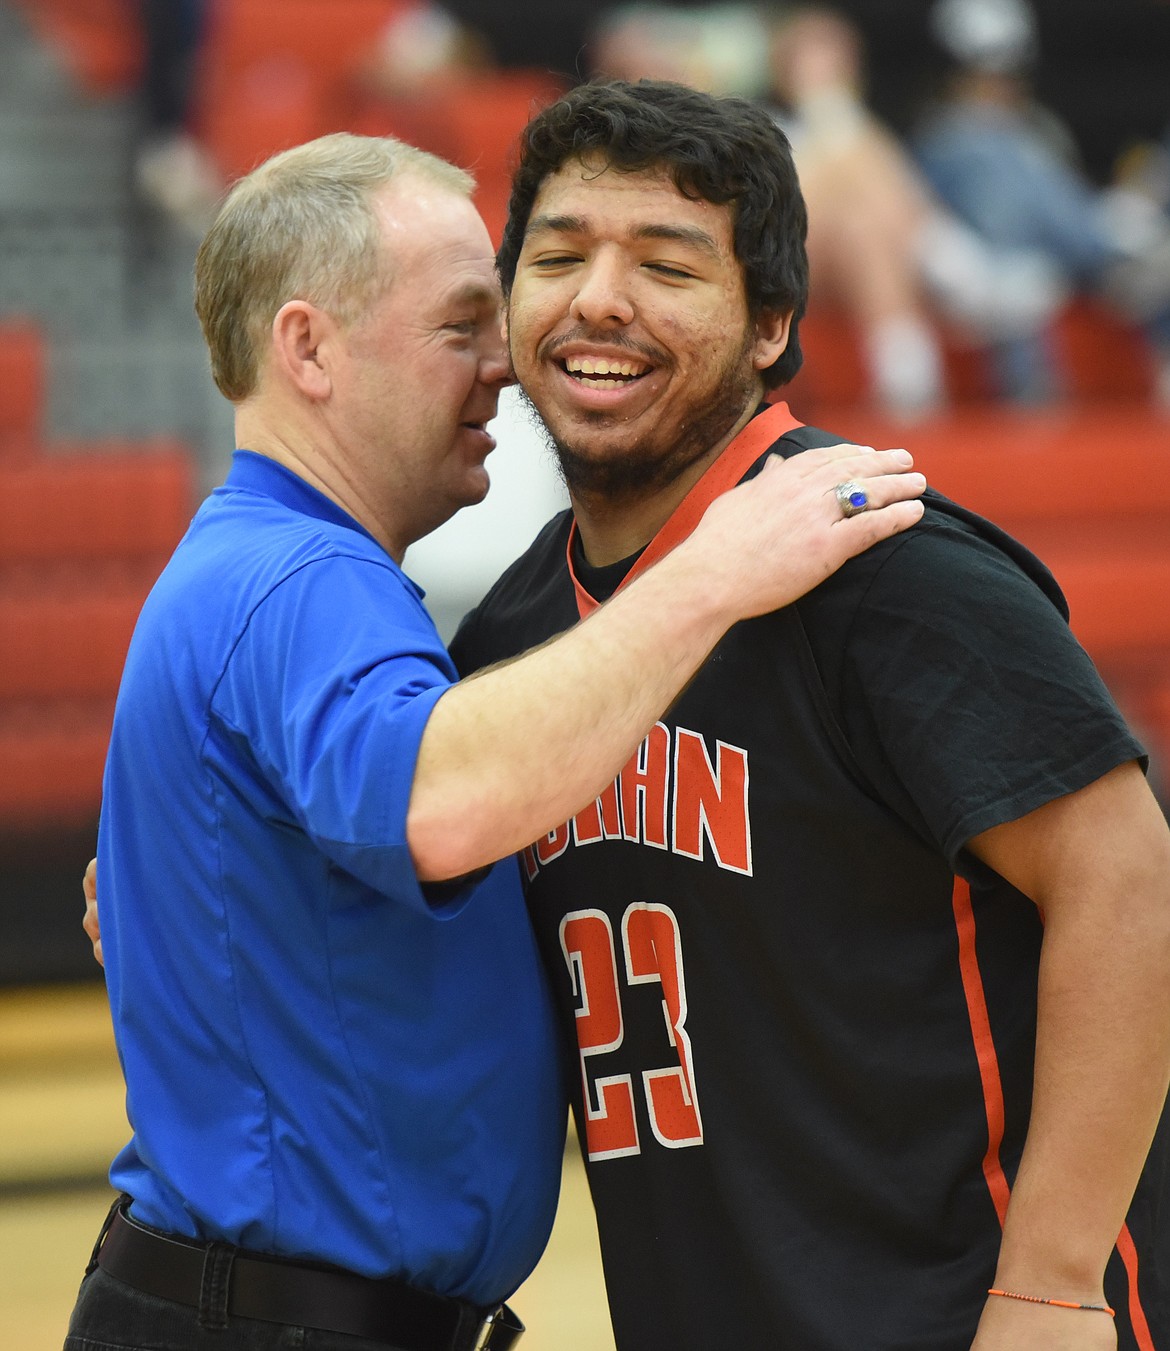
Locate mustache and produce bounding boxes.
[537,327,670,368]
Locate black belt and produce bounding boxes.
[94,1201,523,1351]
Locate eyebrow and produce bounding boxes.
[443,279,501,310]
[525,214,724,261]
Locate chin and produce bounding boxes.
[461,468,491,508]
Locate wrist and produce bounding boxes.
[987,1288,1115,1318]
[993,1182,1117,1301]
[632,538,740,640]
[990,1254,1108,1309]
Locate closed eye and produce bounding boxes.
[644,262,697,280]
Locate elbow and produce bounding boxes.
[406,792,488,883]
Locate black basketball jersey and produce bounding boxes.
[451,403,1167,1350]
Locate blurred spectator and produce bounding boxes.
[914,0,1170,404]
[1109,121,1170,404]
[1115,123,1170,227]
[764,4,1095,416]
[588,3,771,99]
[133,0,221,231]
[440,0,705,81]
[342,3,562,245]
[350,1,493,101]
[133,0,494,223]
[765,6,946,417]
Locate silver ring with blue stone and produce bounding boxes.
[834,480,870,518]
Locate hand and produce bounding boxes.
[82,857,103,968]
[688,443,925,621]
[970,1293,1118,1351]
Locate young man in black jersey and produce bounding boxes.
[450,80,1170,1351]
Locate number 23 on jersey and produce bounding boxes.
[560,903,704,1160]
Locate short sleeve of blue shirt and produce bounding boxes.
[214,553,453,909]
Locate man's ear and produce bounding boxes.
[752,308,794,371]
[271,300,335,400]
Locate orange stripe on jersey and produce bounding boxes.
[1117,1222,1158,1350]
[951,878,1012,1227]
[954,889,1159,1344]
[568,402,803,620]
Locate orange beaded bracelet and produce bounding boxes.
[988,1288,1116,1317]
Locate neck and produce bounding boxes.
[234,404,408,562]
[570,399,759,567]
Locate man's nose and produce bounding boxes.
[568,257,635,328]
[480,330,515,388]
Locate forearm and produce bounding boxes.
[406,443,924,881]
[967,764,1170,1347]
[408,540,729,880]
[992,880,1170,1295]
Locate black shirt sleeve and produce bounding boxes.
[798,503,1146,873]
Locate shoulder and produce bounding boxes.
[830,492,1067,626]
[162,497,439,674]
[450,510,577,677]
[191,485,401,580]
[771,422,1067,621]
[769,428,1141,860]
[209,491,412,597]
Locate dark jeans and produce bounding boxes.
[65,1267,413,1351]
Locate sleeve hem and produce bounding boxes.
[943,738,1149,871]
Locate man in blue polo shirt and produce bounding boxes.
[66,131,924,1350]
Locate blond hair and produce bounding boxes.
[194,133,474,401]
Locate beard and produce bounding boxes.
[516,329,762,502]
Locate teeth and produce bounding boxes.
[565,356,647,378]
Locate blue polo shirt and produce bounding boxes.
[98,451,565,1304]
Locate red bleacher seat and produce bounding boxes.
[1054,298,1157,403]
[10,0,142,95]
[0,441,194,565]
[0,440,196,827]
[196,0,410,182]
[0,584,149,702]
[0,320,46,460]
[871,406,1170,536]
[0,702,114,827]
[784,309,869,410]
[347,69,564,245]
[439,72,564,247]
[787,300,1160,418]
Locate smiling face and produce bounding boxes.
[505,158,791,503]
[330,175,512,548]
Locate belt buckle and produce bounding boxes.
[473,1305,512,1350]
[473,1308,500,1350]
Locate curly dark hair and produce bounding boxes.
[497,79,809,388]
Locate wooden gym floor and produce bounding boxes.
[0,984,616,1350]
